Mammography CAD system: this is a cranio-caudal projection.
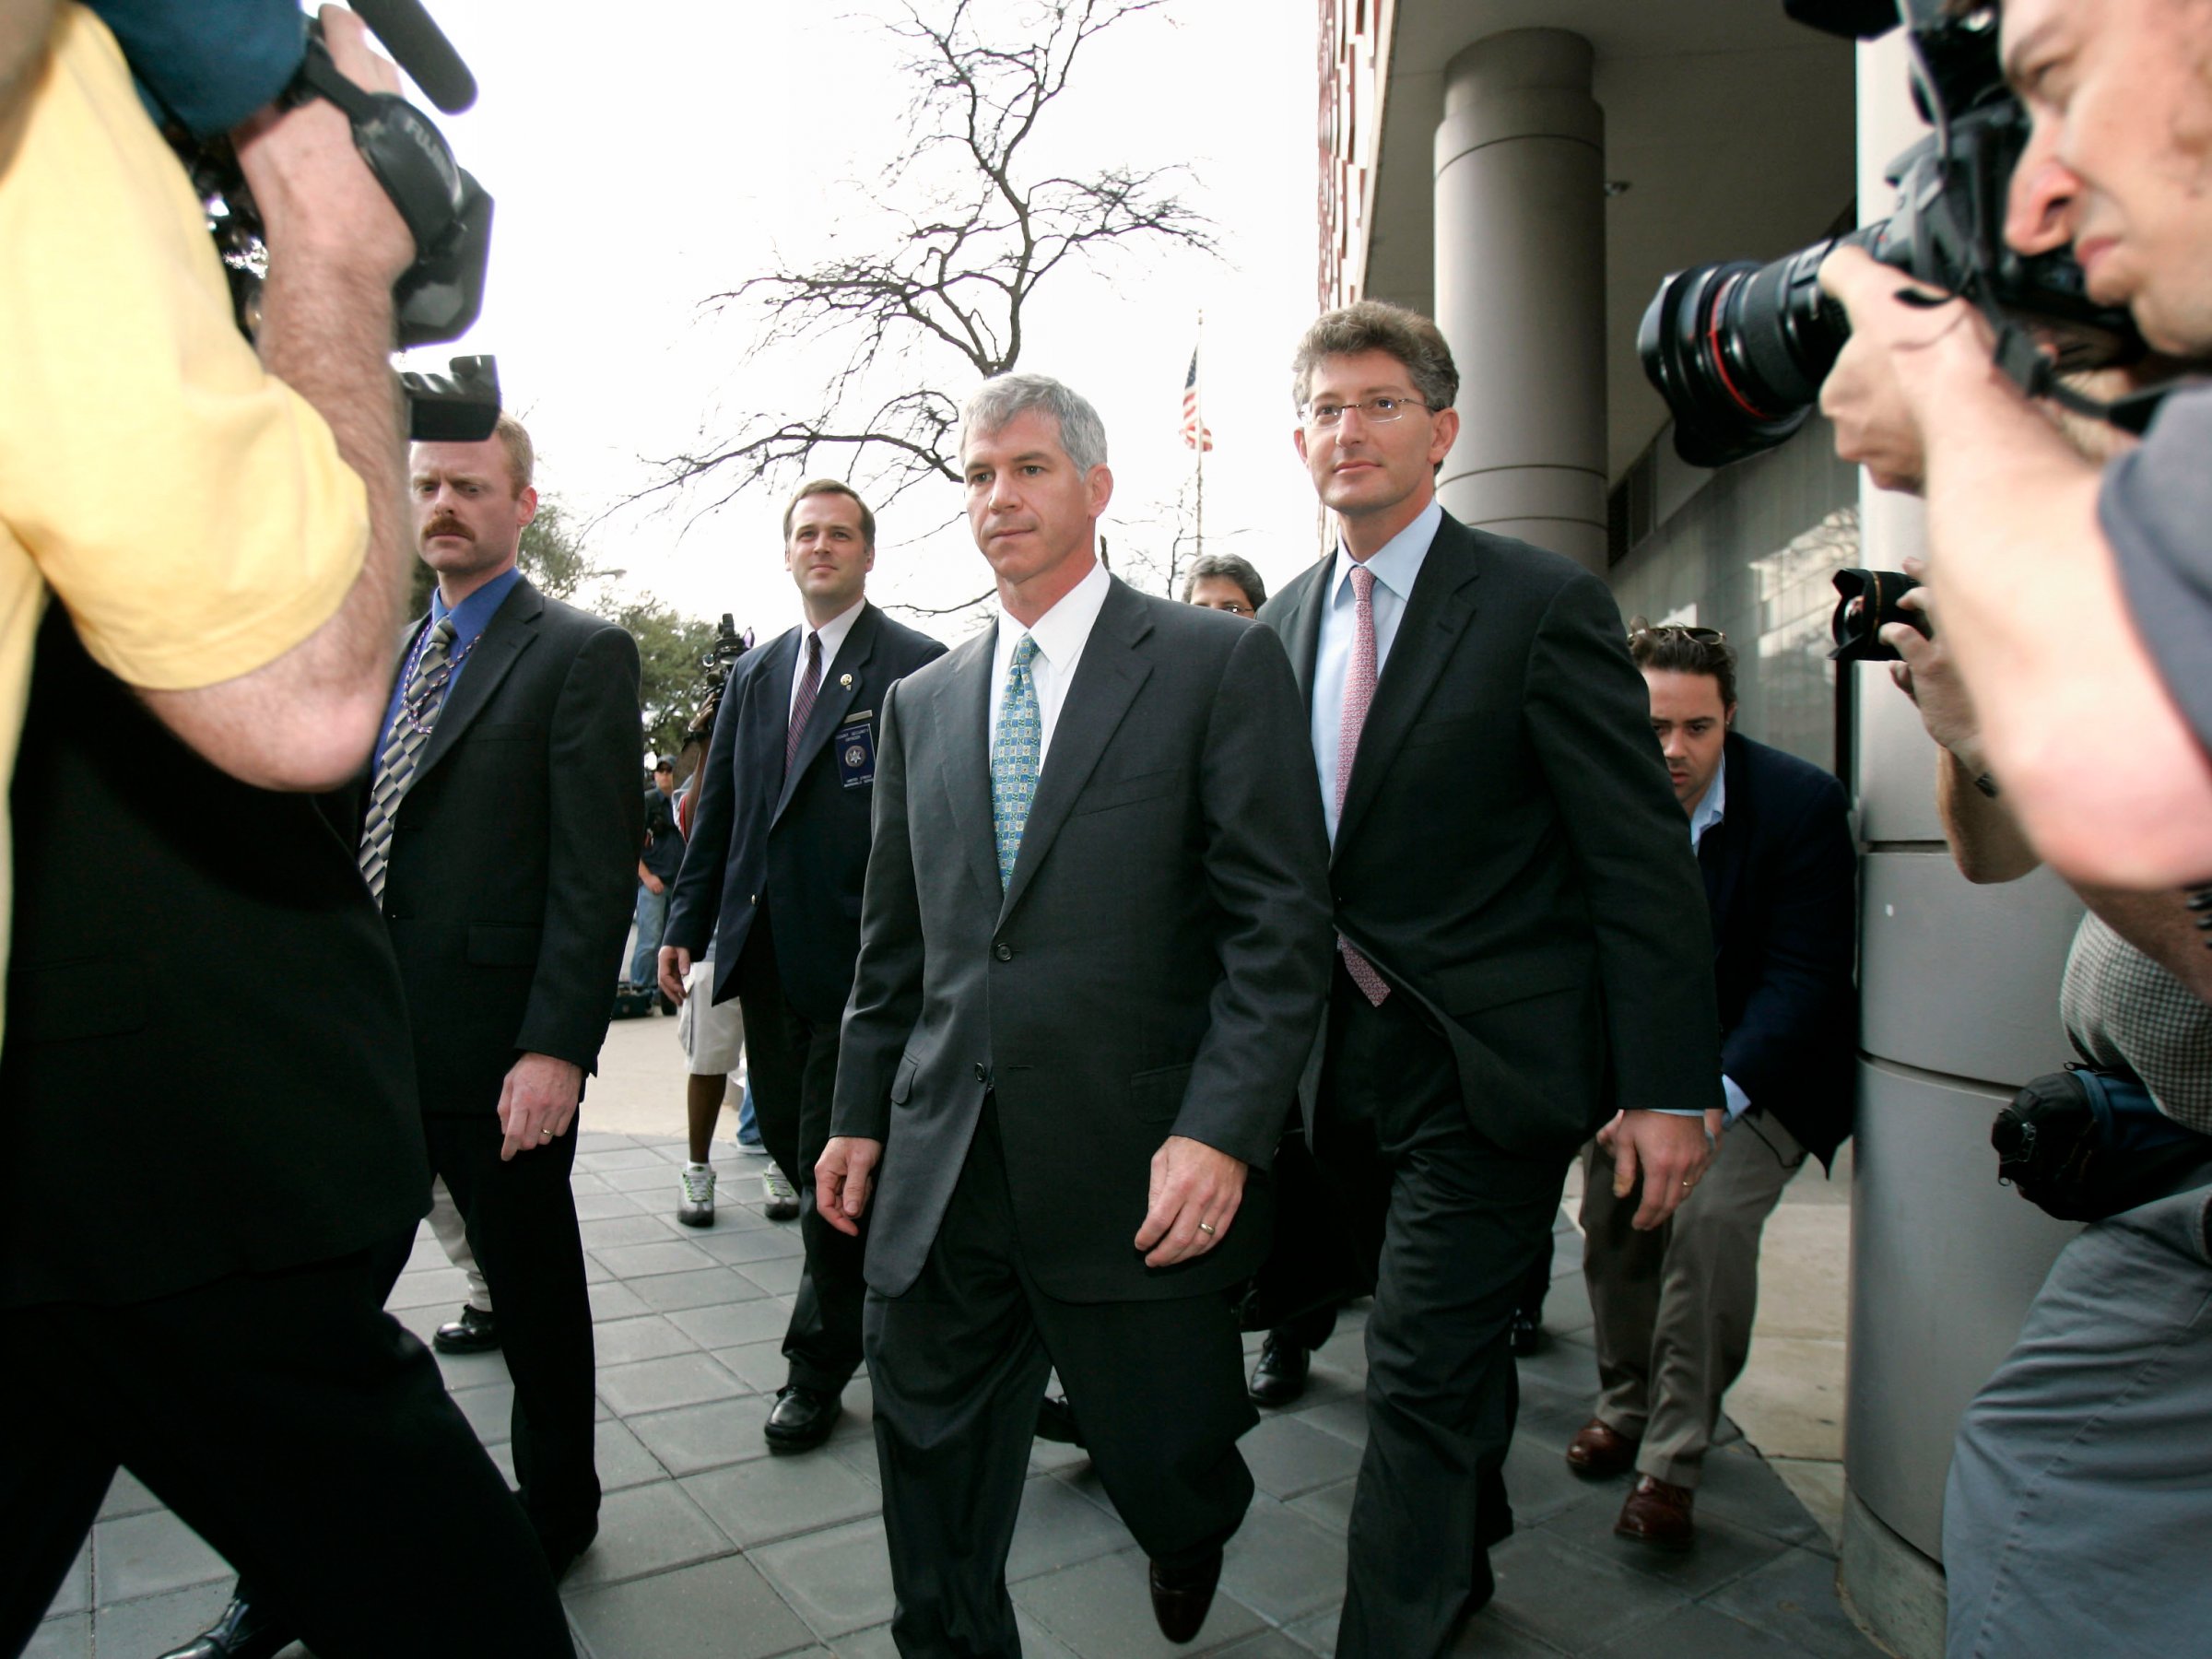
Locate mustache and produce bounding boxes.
[423,517,474,541]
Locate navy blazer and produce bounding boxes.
[664,601,946,1026]
[1700,731,1859,1168]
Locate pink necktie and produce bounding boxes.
[1337,566,1389,1006]
[786,631,822,777]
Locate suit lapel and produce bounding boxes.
[772,605,881,825]
[413,579,541,786]
[1333,518,1480,860]
[933,632,1002,910]
[1276,556,1332,710]
[999,579,1152,924]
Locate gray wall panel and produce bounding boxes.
[1859,853,2082,1088]
[1846,1057,2081,1557]
[1853,660,1945,845]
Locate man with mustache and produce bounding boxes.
[659,478,943,1451]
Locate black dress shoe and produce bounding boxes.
[1148,1549,1222,1644]
[431,1304,500,1354]
[762,1383,840,1452]
[1033,1394,1085,1447]
[158,1595,293,1659]
[1247,1333,1311,1406]
[539,1521,599,1583]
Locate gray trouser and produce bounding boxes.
[1580,1111,1806,1488]
[1945,1182,2212,1659]
[428,1174,491,1312]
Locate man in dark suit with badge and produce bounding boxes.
[1260,303,1723,1658]
[817,374,1334,1653]
[659,479,944,1453]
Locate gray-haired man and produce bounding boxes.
[818,373,1333,1653]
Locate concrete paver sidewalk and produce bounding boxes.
[29,1113,1875,1658]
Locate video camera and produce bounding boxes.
[682,615,756,748]
[115,0,500,441]
[1639,0,2146,468]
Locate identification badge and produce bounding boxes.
[834,712,876,789]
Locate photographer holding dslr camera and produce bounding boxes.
[1809,0,2212,1650]
[1818,0,2212,888]
[0,6,572,1657]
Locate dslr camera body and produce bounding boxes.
[1640,0,2143,468]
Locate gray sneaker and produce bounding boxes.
[677,1164,716,1228]
[762,1166,800,1222]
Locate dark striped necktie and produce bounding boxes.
[786,631,823,777]
[359,618,458,903]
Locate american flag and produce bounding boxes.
[1180,347,1214,452]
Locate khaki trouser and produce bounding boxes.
[1579,1110,1806,1488]
[427,1175,491,1313]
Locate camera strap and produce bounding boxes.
[292,34,468,259]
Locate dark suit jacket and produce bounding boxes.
[0,606,427,1307]
[349,577,643,1114]
[664,602,945,1025]
[831,577,1335,1302]
[1700,731,1859,1168]
[1262,511,1723,1156]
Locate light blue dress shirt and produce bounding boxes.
[1686,755,1751,1124]
[1311,498,1441,843]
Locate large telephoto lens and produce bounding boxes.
[1638,231,1864,468]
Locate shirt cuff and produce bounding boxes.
[1722,1075,1752,1123]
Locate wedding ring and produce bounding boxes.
[1197,1221,1216,1235]
[540,1129,553,1140]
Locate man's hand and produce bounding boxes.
[1703,1107,1728,1145]
[817,1136,881,1236]
[1135,1135,1246,1268]
[1818,245,1998,495]
[230,7,414,287]
[1882,566,1985,759]
[497,1053,583,1160]
[658,944,690,1006]
[641,870,666,896]
[1610,1111,1713,1230]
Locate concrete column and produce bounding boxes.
[1835,31,2086,1659]
[1432,29,1606,571]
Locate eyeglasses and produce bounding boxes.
[1299,396,1432,429]
[1630,623,1726,646]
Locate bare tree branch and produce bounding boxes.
[638,0,1215,526]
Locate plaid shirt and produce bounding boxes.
[2062,912,2212,1135]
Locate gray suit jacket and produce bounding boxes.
[830,575,1334,1302]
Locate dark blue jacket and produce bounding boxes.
[663,602,945,1026]
[1700,731,1859,1168]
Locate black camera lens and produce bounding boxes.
[1638,235,1858,469]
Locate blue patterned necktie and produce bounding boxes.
[991,633,1042,888]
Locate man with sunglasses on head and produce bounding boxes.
[1261,300,1721,1657]
[1570,623,1857,1552]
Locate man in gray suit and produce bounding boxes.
[817,374,1333,1654]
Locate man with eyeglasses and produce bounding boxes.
[1259,300,1721,1657]
[1570,621,1856,1550]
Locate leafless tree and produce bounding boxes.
[642,0,1215,535]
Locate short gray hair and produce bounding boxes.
[959,374,1110,476]
[1290,300,1460,415]
[1182,552,1268,610]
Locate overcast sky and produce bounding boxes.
[395,1,1322,645]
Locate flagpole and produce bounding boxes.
[1194,310,1206,567]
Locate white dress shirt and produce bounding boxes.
[789,597,865,718]
[1311,498,1442,842]
[988,558,1112,767]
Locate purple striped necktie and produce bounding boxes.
[786,631,823,777]
[1337,565,1389,1006]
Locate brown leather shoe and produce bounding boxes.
[1615,1474,1695,1550]
[1564,1418,1641,1478]
[1148,1549,1222,1644]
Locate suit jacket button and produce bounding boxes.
[748,893,758,905]
[994,943,1013,961]
[973,1062,988,1083]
